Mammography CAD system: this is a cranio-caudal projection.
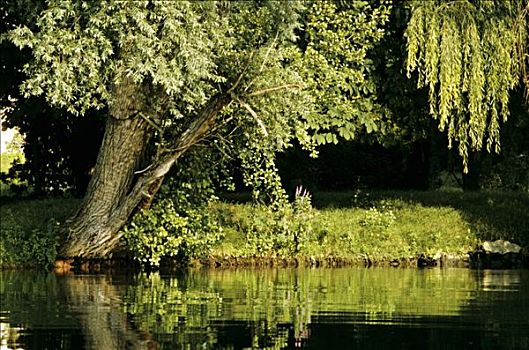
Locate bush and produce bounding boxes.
[217,186,317,257]
[122,186,224,267]
[0,209,58,268]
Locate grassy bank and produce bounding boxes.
[1,191,528,269]
[210,190,528,264]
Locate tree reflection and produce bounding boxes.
[61,275,158,350]
[1,268,528,349]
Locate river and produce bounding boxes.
[1,267,528,349]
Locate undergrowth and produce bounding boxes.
[0,197,78,268]
[1,190,527,269]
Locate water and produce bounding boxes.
[1,268,528,349]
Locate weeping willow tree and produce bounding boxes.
[406,0,529,171]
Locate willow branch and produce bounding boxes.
[137,112,163,135]
[227,51,255,94]
[232,95,268,136]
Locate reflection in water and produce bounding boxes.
[62,276,158,349]
[1,322,24,350]
[1,268,528,349]
[479,269,521,291]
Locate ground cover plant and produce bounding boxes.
[0,197,79,268]
[210,190,528,264]
[2,190,527,269]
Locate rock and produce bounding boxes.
[432,252,443,261]
[470,240,526,268]
[482,240,522,254]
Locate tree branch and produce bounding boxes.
[244,31,280,93]
[258,31,280,74]
[227,51,255,94]
[232,94,268,136]
[137,112,164,135]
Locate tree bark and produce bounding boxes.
[59,115,151,257]
[58,93,231,259]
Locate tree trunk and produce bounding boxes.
[59,115,151,258]
[58,93,231,259]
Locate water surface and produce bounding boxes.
[1,268,528,349]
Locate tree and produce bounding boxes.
[6,0,390,258]
[406,0,529,171]
[1,0,104,195]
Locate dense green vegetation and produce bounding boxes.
[0,152,19,174]
[2,190,527,269]
[0,197,78,268]
[0,0,528,267]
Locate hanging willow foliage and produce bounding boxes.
[406,0,529,171]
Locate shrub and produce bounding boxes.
[122,186,223,267]
[0,209,57,268]
[234,186,317,257]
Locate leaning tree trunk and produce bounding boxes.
[58,91,232,259]
[59,115,151,257]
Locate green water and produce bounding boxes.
[1,268,528,349]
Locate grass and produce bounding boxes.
[1,190,527,269]
[211,189,529,262]
[313,190,529,246]
[211,199,474,262]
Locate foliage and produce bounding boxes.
[5,0,304,122]
[0,198,78,268]
[243,186,315,256]
[406,0,529,170]
[369,1,433,148]
[0,152,23,174]
[203,187,316,259]
[360,203,397,229]
[0,210,57,267]
[121,146,241,267]
[3,0,394,195]
[295,1,392,146]
[4,128,24,153]
[1,1,104,196]
[122,186,223,267]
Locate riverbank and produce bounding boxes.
[1,191,528,270]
